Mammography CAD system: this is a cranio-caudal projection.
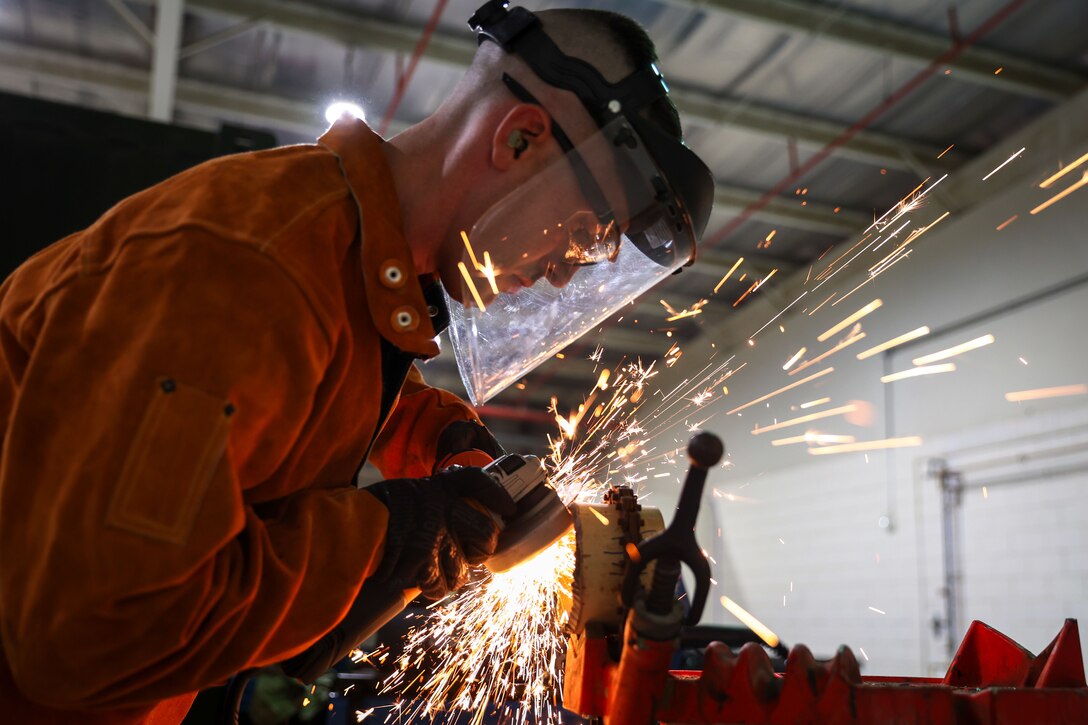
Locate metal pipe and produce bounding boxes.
[378,0,450,136]
[939,467,963,659]
[474,404,555,425]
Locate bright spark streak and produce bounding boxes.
[752,268,778,292]
[809,433,857,444]
[868,606,887,615]
[458,261,486,311]
[596,369,610,390]
[720,596,780,647]
[815,235,870,282]
[789,331,865,376]
[1005,384,1088,402]
[726,367,835,415]
[667,308,703,322]
[856,326,931,360]
[1039,151,1088,188]
[808,436,923,456]
[912,334,995,365]
[713,257,744,294]
[460,230,482,271]
[1031,171,1088,215]
[771,432,857,447]
[881,364,957,383]
[982,147,1025,180]
[749,291,808,340]
[690,390,713,406]
[808,292,836,316]
[589,507,609,525]
[799,397,831,409]
[868,211,950,277]
[871,220,911,252]
[817,299,882,342]
[481,251,500,295]
[770,434,811,446]
[782,347,806,371]
[860,647,870,661]
[752,404,858,435]
[937,144,955,159]
[733,279,759,308]
[996,214,1018,231]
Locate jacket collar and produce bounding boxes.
[318,117,440,359]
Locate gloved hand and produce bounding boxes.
[366,466,516,600]
[433,419,506,473]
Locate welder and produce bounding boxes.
[0,2,713,722]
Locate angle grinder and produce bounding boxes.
[480,453,573,571]
[276,455,570,678]
[222,454,573,722]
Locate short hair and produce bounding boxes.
[536,8,684,141]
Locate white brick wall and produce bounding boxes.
[657,104,1088,679]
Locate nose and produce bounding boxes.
[545,261,578,289]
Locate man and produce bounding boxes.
[0,2,713,722]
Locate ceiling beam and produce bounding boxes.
[671,82,949,171]
[0,37,874,236]
[679,0,1085,101]
[713,184,866,234]
[133,0,951,171]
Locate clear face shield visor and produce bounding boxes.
[446,98,695,405]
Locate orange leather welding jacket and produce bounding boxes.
[0,118,480,722]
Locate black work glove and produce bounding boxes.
[367,466,516,600]
[433,419,506,473]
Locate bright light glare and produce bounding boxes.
[325,101,366,125]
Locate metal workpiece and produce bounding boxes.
[565,495,665,634]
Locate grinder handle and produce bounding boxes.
[277,581,421,683]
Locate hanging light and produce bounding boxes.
[324,101,366,125]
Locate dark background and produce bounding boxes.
[0,90,276,281]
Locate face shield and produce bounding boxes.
[446,86,694,404]
[448,1,716,404]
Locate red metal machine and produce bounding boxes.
[562,433,1088,724]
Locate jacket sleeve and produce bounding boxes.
[0,231,387,708]
[368,365,482,479]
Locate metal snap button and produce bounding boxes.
[380,260,406,289]
[392,307,418,331]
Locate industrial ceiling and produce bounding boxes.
[1,0,1085,450]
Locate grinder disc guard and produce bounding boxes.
[488,480,573,573]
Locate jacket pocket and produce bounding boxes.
[106,376,232,545]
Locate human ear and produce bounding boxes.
[491,104,550,171]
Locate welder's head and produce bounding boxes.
[441,2,715,405]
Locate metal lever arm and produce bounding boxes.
[621,432,724,625]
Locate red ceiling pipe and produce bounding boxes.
[378,0,451,136]
[701,0,1032,250]
[475,404,556,425]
